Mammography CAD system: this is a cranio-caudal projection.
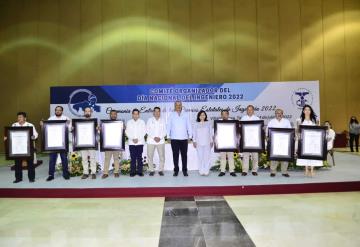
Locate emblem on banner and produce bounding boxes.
[68,89,101,117]
[291,88,313,108]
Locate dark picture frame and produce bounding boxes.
[298,125,327,160]
[72,118,98,151]
[100,120,125,151]
[214,120,240,153]
[267,128,295,161]
[5,127,33,160]
[41,120,69,152]
[239,120,265,152]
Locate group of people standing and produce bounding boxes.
[6,101,338,183]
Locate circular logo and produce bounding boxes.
[68,89,100,117]
[291,88,313,109]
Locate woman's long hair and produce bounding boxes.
[350,116,358,124]
[196,110,208,122]
[300,104,317,123]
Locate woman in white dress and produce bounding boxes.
[193,110,213,176]
[296,105,322,177]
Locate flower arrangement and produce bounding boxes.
[56,152,101,177]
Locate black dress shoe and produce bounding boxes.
[138,173,144,177]
[149,172,155,176]
[183,171,188,177]
[81,174,89,179]
[91,174,96,179]
[230,172,237,177]
[29,179,35,183]
[46,176,54,182]
[270,173,276,177]
[252,172,258,176]
[158,171,164,176]
[241,172,247,176]
[173,171,178,177]
[13,179,22,183]
[218,172,226,177]
[63,176,70,180]
[282,173,290,177]
[130,173,136,177]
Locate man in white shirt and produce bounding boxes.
[267,109,292,177]
[8,112,38,183]
[146,107,166,176]
[80,107,98,179]
[218,110,237,177]
[40,106,71,181]
[167,101,192,177]
[102,110,122,179]
[126,109,146,177]
[241,105,260,176]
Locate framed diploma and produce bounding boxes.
[42,120,69,152]
[214,120,240,153]
[72,119,98,151]
[239,120,265,152]
[298,125,327,160]
[5,127,33,159]
[267,128,295,161]
[100,120,125,151]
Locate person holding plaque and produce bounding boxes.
[218,110,237,177]
[41,106,71,181]
[126,109,146,177]
[296,105,323,176]
[146,107,166,176]
[102,110,122,179]
[267,109,292,177]
[193,110,213,176]
[167,101,192,177]
[240,105,260,176]
[80,107,98,179]
[7,112,38,183]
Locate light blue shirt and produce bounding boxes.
[167,111,192,140]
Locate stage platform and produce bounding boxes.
[0,152,359,198]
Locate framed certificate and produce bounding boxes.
[214,120,240,153]
[298,125,327,160]
[5,127,33,159]
[42,120,69,152]
[267,128,295,161]
[100,120,125,151]
[72,119,98,150]
[239,120,265,152]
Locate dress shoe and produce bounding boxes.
[252,172,258,176]
[218,172,225,177]
[138,173,144,177]
[282,173,290,177]
[270,173,276,177]
[81,174,89,179]
[102,174,109,179]
[91,174,96,179]
[173,171,178,177]
[63,176,70,180]
[149,172,155,176]
[29,179,35,183]
[158,171,164,176]
[183,171,188,177]
[46,176,54,182]
[230,172,237,177]
[241,172,247,176]
[114,173,120,178]
[130,173,136,177]
[13,179,22,183]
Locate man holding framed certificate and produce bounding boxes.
[266,109,293,177]
[240,105,262,176]
[41,106,71,181]
[73,107,98,179]
[4,112,38,183]
[100,110,124,179]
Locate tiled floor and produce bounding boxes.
[1,192,359,247]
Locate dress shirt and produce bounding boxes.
[126,119,146,145]
[167,111,192,140]
[146,117,166,145]
[12,121,38,139]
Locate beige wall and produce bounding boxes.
[0,0,359,151]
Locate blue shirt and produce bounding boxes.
[167,111,192,140]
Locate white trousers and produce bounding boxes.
[196,145,211,174]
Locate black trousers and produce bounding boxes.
[129,145,144,175]
[171,139,188,172]
[14,158,35,181]
[349,133,359,152]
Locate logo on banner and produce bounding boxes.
[291,88,313,108]
[67,89,101,117]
